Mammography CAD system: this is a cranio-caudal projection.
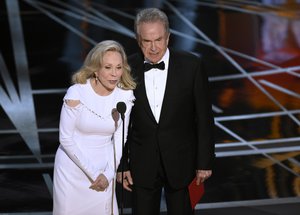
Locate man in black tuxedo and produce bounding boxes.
[117,8,215,215]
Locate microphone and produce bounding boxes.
[116,102,126,120]
[111,108,119,130]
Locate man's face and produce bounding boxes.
[137,21,170,63]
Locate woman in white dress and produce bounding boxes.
[53,40,136,215]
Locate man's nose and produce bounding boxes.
[150,42,157,51]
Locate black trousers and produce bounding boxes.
[131,157,193,215]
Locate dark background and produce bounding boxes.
[1,0,300,213]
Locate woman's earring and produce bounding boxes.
[117,82,123,88]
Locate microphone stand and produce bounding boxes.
[120,112,125,215]
[116,102,126,215]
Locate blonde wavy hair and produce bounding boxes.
[72,40,136,90]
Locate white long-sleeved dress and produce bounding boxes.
[53,79,134,215]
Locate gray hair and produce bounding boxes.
[134,8,170,37]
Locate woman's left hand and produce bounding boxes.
[90,173,109,191]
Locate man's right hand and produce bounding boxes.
[117,170,133,192]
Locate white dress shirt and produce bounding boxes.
[144,49,169,122]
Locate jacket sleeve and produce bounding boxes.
[194,58,215,169]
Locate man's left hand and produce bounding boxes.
[196,170,212,185]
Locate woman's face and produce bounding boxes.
[95,50,123,95]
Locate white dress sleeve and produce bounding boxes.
[59,86,101,182]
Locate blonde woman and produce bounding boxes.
[53,40,136,215]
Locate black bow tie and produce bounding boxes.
[144,61,165,71]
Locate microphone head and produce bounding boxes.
[111,108,119,122]
[117,102,127,114]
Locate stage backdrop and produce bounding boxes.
[0,0,300,213]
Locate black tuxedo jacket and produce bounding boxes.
[125,49,215,189]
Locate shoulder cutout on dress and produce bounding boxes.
[65,99,81,107]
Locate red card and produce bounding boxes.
[188,177,205,209]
